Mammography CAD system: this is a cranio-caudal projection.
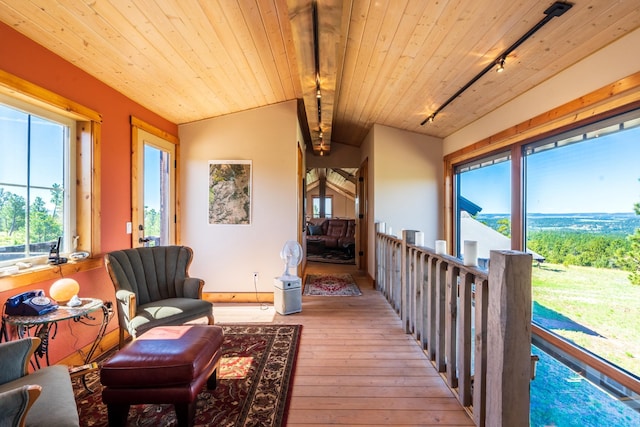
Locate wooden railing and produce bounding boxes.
[375,224,534,427]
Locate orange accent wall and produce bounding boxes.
[0,22,178,363]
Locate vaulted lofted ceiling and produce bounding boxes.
[1,1,639,156]
[306,167,357,200]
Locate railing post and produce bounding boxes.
[486,250,532,427]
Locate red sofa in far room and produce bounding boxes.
[306,218,355,249]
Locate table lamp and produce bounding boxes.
[49,278,80,305]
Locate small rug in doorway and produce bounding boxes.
[74,324,301,427]
[303,273,362,296]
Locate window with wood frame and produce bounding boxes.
[0,70,101,282]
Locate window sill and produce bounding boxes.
[0,257,103,293]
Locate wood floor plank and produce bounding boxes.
[214,261,473,426]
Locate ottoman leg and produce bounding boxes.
[206,367,219,389]
[175,401,196,427]
[106,403,130,426]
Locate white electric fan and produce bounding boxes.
[280,240,303,279]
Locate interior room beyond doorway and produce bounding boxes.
[305,168,357,265]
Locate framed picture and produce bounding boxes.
[208,160,252,225]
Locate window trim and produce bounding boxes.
[0,70,102,288]
[0,94,77,265]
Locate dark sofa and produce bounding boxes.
[307,218,355,249]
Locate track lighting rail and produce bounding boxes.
[420,1,573,126]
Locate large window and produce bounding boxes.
[524,111,640,377]
[455,152,511,265]
[0,98,76,266]
[453,108,640,377]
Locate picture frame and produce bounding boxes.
[208,160,252,225]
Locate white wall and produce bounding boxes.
[363,124,443,277]
[373,124,443,240]
[444,26,640,154]
[179,101,299,293]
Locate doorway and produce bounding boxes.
[131,120,177,247]
[305,167,360,266]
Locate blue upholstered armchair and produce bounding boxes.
[0,337,79,427]
[104,246,215,348]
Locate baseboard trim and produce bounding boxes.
[203,292,274,303]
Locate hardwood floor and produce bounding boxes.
[212,261,474,426]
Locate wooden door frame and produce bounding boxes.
[356,158,369,274]
[130,116,179,247]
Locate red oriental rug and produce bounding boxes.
[303,273,362,296]
[74,324,301,426]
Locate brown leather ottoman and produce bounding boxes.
[100,325,224,427]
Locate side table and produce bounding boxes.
[1,297,111,368]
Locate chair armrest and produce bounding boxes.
[182,277,205,299]
[0,338,41,384]
[115,289,136,320]
[0,384,42,427]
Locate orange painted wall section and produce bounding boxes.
[0,22,178,363]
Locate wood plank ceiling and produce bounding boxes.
[1,1,639,156]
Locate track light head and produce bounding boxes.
[316,88,321,98]
[420,113,437,126]
[496,57,505,73]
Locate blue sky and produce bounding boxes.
[460,126,640,214]
[144,145,161,210]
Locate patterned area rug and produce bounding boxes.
[306,248,355,264]
[303,273,362,296]
[74,324,301,426]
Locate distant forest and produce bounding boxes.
[478,213,639,274]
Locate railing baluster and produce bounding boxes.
[417,252,426,346]
[426,255,436,360]
[474,277,488,427]
[446,264,459,388]
[458,272,473,406]
[435,258,447,372]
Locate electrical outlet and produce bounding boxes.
[253,272,259,280]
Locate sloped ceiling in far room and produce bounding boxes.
[306,168,356,200]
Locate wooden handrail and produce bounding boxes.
[376,225,640,426]
[375,225,533,426]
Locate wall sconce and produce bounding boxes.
[421,1,572,125]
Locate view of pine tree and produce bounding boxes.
[615,198,640,285]
[496,218,510,237]
[144,207,161,237]
[1,193,26,238]
[0,187,61,246]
